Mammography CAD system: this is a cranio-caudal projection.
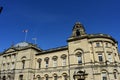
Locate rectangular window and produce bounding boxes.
[3,56,6,60]
[108,54,112,62]
[96,42,100,47]
[106,43,108,47]
[98,54,103,62]
[13,54,16,58]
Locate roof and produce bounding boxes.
[36,46,68,55]
[1,42,42,55]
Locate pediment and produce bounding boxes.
[5,48,16,53]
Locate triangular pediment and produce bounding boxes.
[5,48,16,53]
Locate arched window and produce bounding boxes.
[53,74,57,80]
[22,60,25,69]
[52,56,58,67]
[3,76,6,80]
[101,71,107,80]
[62,73,67,80]
[113,70,118,79]
[38,77,40,80]
[37,58,42,69]
[8,75,11,80]
[7,63,10,70]
[61,54,67,66]
[19,75,23,80]
[21,56,26,69]
[36,75,41,80]
[46,76,48,80]
[45,74,49,80]
[11,62,15,69]
[75,49,83,64]
[76,52,82,64]
[44,57,49,68]
[78,55,82,64]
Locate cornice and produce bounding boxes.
[67,34,117,44]
[36,46,68,55]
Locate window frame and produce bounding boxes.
[98,53,103,62]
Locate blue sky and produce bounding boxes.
[0,0,120,52]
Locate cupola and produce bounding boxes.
[72,22,86,37]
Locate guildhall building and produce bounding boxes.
[0,22,120,80]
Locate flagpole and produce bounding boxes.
[23,30,28,42]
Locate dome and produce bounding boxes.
[14,42,29,47]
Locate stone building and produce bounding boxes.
[0,22,120,80]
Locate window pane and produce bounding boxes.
[19,75,23,80]
[46,76,48,80]
[78,56,82,64]
[46,60,49,68]
[114,72,117,79]
[38,77,41,80]
[96,42,100,47]
[54,76,57,80]
[108,54,112,62]
[102,72,107,80]
[53,60,57,67]
[38,62,41,69]
[62,59,66,66]
[98,54,103,61]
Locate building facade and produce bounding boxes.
[0,22,120,80]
